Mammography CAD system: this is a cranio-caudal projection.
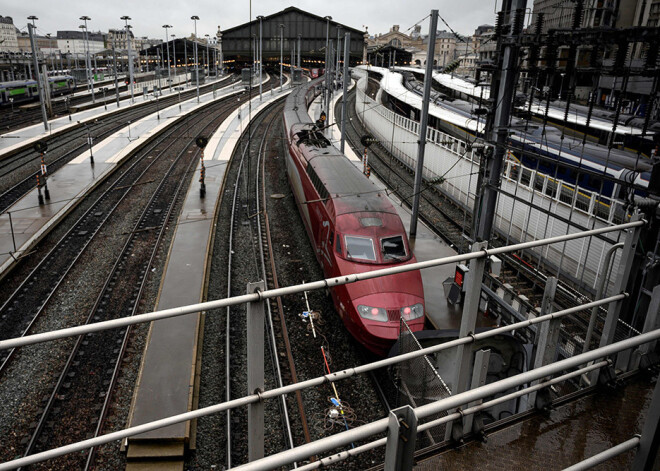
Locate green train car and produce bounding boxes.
[0,75,76,105]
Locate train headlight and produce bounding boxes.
[357,305,388,322]
[400,303,424,320]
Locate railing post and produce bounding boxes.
[384,405,417,471]
[247,281,265,462]
[632,375,660,471]
[464,349,490,435]
[632,285,660,370]
[446,240,488,440]
[593,211,642,379]
[528,276,558,410]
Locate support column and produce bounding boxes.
[474,0,527,241]
[632,285,660,370]
[595,211,643,376]
[529,277,559,409]
[464,349,490,435]
[28,24,48,131]
[446,240,487,439]
[340,32,351,154]
[247,281,265,462]
[410,9,438,237]
[632,376,660,470]
[384,405,417,471]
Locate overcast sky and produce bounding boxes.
[6,0,500,40]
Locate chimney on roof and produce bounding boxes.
[392,25,399,32]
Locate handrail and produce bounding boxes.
[1,327,657,470]
[562,436,641,471]
[235,329,660,470]
[0,219,644,352]
[295,360,610,470]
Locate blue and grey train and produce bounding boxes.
[374,68,655,200]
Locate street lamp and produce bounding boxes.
[121,15,135,103]
[336,26,342,84]
[297,34,301,69]
[171,34,176,79]
[205,34,210,78]
[191,15,200,102]
[79,16,95,103]
[257,15,263,100]
[280,24,284,91]
[559,72,566,100]
[218,32,223,76]
[324,16,332,110]
[163,25,172,91]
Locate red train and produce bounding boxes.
[282,79,425,355]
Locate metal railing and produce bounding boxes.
[0,220,643,352]
[0,219,653,471]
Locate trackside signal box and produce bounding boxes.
[454,264,469,289]
[447,263,469,305]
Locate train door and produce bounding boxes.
[320,220,334,271]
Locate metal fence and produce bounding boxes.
[353,72,632,294]
[0,219,655,471]
[396,319,452,445]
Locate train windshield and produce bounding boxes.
[344,235,376,261]
[381,235,406,260]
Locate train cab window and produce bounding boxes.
[344,235,376,261]
[381,236,406,260]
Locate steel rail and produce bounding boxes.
[0,113,190,374]
[83,119,211,470]
[253,102,297,458]
[225,103,270,467]
[261,117,313,447]
[19,95,238,469]
[0,323,657,471]
[25,119,198,468]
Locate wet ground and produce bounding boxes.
[415,374,659,470]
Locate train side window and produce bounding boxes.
[521,169,532,187]
[335,233,342,254]
[510,165,520,181]
[534,174,545,192]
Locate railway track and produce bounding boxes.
[223,98,299,467]
[0,73,159,134]
[0,75,238,214]
[0,92,243,470]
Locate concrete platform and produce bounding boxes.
[0,76,243,279]
[0,71,203,155]
[414,374,658,470]
[126,76,292,463]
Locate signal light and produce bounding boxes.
[454,263,469,289]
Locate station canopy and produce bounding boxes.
[221,6,366,68]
